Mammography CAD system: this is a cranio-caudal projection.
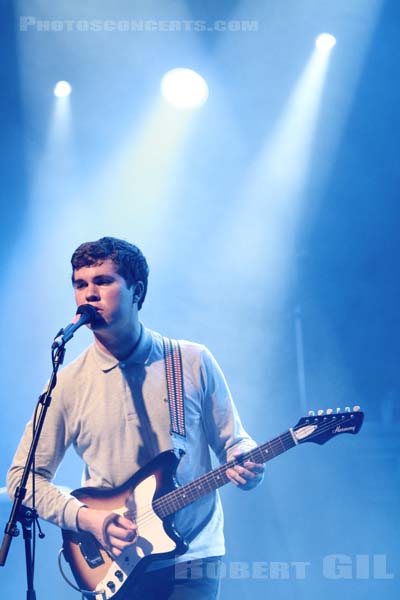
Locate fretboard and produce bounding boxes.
[154,430,296,518]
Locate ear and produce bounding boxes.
[132,281,144,304]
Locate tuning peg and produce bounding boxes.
[317,409,324,416]
[308,410,315,416]
[353,405,360,412]
[345,406,351,413]
[326,408,333,415]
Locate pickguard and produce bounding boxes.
[95,474,176,598]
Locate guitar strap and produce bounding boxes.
[162,337,186,452]
[162,336,215,544]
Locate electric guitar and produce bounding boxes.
[60,407,364,599]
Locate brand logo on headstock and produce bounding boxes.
[333,425,356,434]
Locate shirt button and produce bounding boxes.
[120,362,126,369]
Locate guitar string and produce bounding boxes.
[118,414,360,532]
[145,413,359,520]
[129,432,292,528]
[125,414,360,530]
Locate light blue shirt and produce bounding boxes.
[7,326,257,562]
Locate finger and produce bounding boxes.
[108,533,138,557]
[110,544,124,558]
[243,461,264,470]
[115,515,137,530]
[234,465,256,479]
[109,534,137,551]
[226,468,247,486]
[243,463,265,475]
[232,464,262,485]
[108,522,137,541]
[226,468,240,485]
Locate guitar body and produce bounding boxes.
[62,450,187,600]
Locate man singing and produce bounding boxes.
[8,236,264,599]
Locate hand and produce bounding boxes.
[77,507,137,558]
[226,451,264,490]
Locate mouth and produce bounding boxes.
[85,304,102,313]
[88,308,107,328]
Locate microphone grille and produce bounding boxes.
[76,304,98,325]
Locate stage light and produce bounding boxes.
[160,68,209,109]
[54,80,72,98]
[315,33,336,51]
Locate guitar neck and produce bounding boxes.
[155,430,296,517]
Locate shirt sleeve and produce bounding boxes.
[6,392,85,532]
[199,346,259,465]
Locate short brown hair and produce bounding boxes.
[71,237,149,310]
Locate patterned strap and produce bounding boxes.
[163,337,186,438]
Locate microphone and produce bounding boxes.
[52,304,98,349]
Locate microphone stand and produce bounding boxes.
[0,341,66,599]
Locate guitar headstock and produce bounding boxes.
[292,406,364,445]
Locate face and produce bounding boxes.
[72,259,137,331]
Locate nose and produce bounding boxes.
[85,284,100,303]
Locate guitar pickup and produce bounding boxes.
[78,532,105,569]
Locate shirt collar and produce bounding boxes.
[91,324,153,372]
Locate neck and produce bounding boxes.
[93,321,142,360]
